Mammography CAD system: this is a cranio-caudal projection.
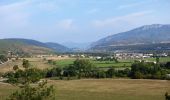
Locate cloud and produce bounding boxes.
[117,2,145,9]
[56,19,76,30]
[92,11,153,28]
[37,1,59,12]
[87,8,98,14]
[0,1,31,29]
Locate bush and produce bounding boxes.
[0,55,8,62]
[165,92,170,100]
[106,67,115,78]
[133,71,144,79]
[7,80,55,100]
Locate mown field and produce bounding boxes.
[0,79,169,100]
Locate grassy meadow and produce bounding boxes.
[0,79,169,100]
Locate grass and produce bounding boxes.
[55,59,75,67]
[0,82,18,100]
[55,59,133,68]
[51,79,170,100]
[145,57,170,62]
[93,60,132,67]
[1,79,168,100]
[54,57,170,68]
[0,58,52,73]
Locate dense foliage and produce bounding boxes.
[130,61,170,79]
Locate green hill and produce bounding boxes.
[0,38,70,55]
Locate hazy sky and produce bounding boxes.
[0,0,170,43]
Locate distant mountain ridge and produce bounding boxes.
[0,38,70,54]
[62,42,91,49]
[91,24,170,51]
[46,42,70,52]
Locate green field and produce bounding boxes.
[145,57,170,62]
[54,57,170,68]
[55,59,133,68]
[0,79,169,100]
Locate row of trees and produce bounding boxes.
[45,59,130,79]
[96,56,118,63]
[4,59,170,82]
[45,59,170,80]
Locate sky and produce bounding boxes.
[0,0,170,43]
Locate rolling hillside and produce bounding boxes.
[0,38,69,55]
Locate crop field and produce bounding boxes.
[0,79,169,100]
[54,57,170,68]
[55,59,133,68]
[145,57,170,62]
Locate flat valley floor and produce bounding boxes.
[0,79,169,100]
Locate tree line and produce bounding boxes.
[3,59,170,82]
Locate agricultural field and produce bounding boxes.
[145,57,170,62]
[54,59,133,68]
[54,57,170,68]
[0,79,169,100]
[0,57,169,73]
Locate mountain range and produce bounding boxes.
[1,24,170,54]
[90,24,170,52]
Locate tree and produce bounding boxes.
[134,71,143,79]
[156,57,160,64]
[73,59,95,78]
[7,60,55,100]
[13,65,19,71]
[0,55,8,62]
[165,92,170,100]
[106,67,115,78]
[22,59,30,69]
[165,62,170,69]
